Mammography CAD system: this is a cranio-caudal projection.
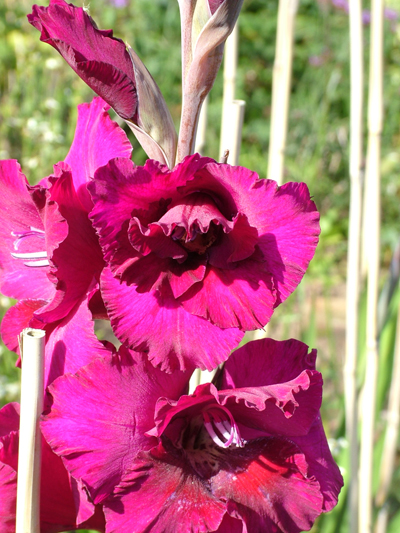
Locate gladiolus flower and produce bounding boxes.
[41,338,343,533]
[88,154,320,372]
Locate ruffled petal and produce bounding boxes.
[100,266,244,372]
[220,338,317,389]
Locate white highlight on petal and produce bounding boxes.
[11,251,48,259]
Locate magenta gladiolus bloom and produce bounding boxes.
[0,97,131,386]
[88,154,320,371]
[0,403,105,532]
[41,338,342,532]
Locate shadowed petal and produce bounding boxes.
[104,445,227,533]
[211,438,323,533]
[35,168,104,324]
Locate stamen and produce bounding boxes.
[202,405,244,449]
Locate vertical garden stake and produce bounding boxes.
[345,0,364,530]
[359,0,384,531]
[219,22,239,160]
[16,328,45,533]
[267,0,299,185]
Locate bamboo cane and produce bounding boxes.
[16,328,46,533]
[345,1,364,531]
[224,99,246,165]
[219,22,239,160]
[267,0,299,186]
[359,1,384,531]
[194,95,209,155]
[374,292,400,533]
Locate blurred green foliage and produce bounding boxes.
[2,0,400,532]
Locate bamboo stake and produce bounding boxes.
[194,95,209,155]
[267,0,299,186]
[374,292,400,533]
[219,22,239,160]
[359,1,384,531]
[345,1,364,531]
[16,328,45,533]
[224,99,246,165]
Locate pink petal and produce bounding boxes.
[179,261,277,330]
[0,403,19,438]
[291,418,344,512]
[218,370,323,438]
[64,96,132,212]
[0,462,17,533]
[100,266,244,372]
[185,163,320,306]
[42,346,190,504]
[35,168,104,324]
[104,445,226,533]
[0,160,54,300]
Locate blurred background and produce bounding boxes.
[1,0,400,531]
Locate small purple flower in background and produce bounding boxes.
[0,403,105,532]
[29,0,177,167]
[88,153,320,372]
[108,0,128,8]
[41,338,343,532]
[0,97,130,386]
[329,0,398,30]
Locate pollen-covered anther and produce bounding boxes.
[202,405,244,448]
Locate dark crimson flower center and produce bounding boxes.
[171,222,220,255]
[169,404,244,479]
